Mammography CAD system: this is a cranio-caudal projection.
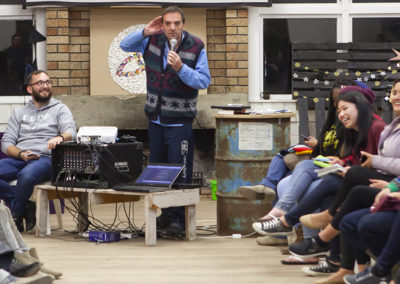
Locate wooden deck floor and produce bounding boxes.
[23,197,320,284]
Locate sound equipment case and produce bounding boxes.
[51,142,143,188]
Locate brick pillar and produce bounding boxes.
[46,7,90,96]
[206,9,226,94]
[226,9,248,93]
[206,8,248,94]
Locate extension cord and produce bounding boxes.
[121,233,133,239]
[232,234,242,239]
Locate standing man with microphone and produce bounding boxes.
[120,6,210,237]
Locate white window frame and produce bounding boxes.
[248,0,400,103]
[0,5,45,103]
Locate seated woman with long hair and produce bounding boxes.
[253,87,386,238]
[239,79,359,206]
[254,88,387,284]
[288,79,400,283]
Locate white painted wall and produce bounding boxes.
[0,97,30,132]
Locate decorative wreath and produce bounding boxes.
[108,24,147,94]
[115,53,145,77]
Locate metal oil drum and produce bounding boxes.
[215,113,294,235]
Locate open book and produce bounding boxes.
[314,164,345,178]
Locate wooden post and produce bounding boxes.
[77,192,89,232]
[144,194,157,246]
[36,189,50,237]
[185,204,197,241]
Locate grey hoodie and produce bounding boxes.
[1,98,76,157]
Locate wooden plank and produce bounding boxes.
[36,189,50,237]
[214,113,296,119]
[151,189,200,209]
[90,193,141,204]
[292,72,400,82]
[291,91,331,97]
[53,199,63,230]
[292,42,400,50]
[144,195,157,246]
[294,90,389,99]
[293,81,392,91]
[379,97,393,124]
[292,42,353,49]
[185,205,197,241]
[298,97,309,143]
[293,51,394,60]
[47,189,82,200]
[77,192,89,233]
[315,98,326,137]
[292,61,395,69]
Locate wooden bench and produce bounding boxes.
[34,184,200,246]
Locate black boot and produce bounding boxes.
[5,258,41,277]
[23,201,36,232]
[165,218,185,238]
[12,216,24,233]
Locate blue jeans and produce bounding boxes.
[284,174,343,226]
[148,121,193,183]
[341,208,400,275]
[275,159,321,212]
[260,153,290,190]
[277,176,322,239]
[0,157,51,218]
[148,121,194,227]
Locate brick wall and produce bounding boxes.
[46,7,247,96]
[46,7,90,96]
[206,9,226,94]
[206,8,248,94]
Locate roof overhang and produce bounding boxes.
[23,0,271,8]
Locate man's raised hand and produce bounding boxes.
[143,16,162,37]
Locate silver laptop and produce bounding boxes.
[112,163,184,192]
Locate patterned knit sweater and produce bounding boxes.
[143,30,204,124]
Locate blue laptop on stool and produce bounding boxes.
[112,163,184,193]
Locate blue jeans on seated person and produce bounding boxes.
[277,176,322,239]
[260,153,291,191]
[0,157,51,218]
[340,208,378,268]
[275,159,321,213]
[284,174,342,226]
[341,208,400,276]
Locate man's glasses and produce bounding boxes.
[29,80,52,87]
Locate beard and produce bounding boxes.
[32,88,52,103]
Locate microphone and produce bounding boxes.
[170,38,177,52]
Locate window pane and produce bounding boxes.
[353,18,400,42]
[0,20,33,96]
[263,18,336,94]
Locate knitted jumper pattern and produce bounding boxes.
[143,30,204,124]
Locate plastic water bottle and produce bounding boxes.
[210,179,217,201]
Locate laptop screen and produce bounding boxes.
[135,164,184,186]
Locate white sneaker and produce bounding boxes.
[252,217,294,236]
[238,185,276,201]
[256,235,288,246]
[302,260,340,276]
